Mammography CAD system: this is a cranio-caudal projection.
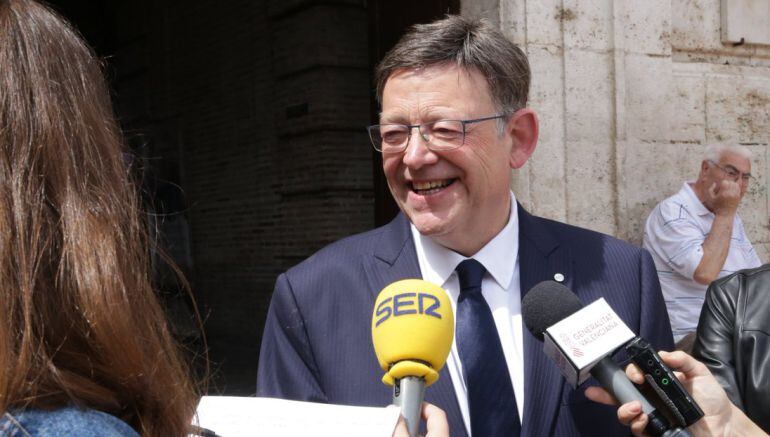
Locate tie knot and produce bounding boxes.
[456,259,486,293]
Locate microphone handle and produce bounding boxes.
[392,376,425,437]
[591,357,670,436]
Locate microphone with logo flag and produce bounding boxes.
[371,279,454,437]
[522,280,692,437]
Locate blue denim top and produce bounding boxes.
[0,407,138,436]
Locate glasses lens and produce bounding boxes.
[723,166,741,181]
[370,124,410,153]
[424,120,464,150]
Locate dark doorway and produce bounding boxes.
[45,0,458,396]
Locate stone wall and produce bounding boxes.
[465,0,770,260]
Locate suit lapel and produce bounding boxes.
[362,213,468,437]
[363,213,421,298]
[518,206,574,437]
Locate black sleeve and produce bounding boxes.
[691,280,743,409]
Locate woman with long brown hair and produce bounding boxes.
[0,0,199,434]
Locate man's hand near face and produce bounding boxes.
[707,179,742,217]
[693,178,743,285]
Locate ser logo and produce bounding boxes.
[375,292,441,327]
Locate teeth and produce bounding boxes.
[413,180,451,191]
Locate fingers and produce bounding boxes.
[614,401,650,436]
[422,402,449,437]
[392,403,449,437]
[616,401,641,425]
[584,383,646,435]
[658,350,709,378]
[708,181,718,198]
[392,415,408,437]
[721,180,741,197]
[624,362,645,384]
[584,386,618,406]
[628,412,649,436]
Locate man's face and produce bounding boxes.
[380,64,516,255]
[703,151,752,198]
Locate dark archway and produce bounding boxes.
[48,0,457,395]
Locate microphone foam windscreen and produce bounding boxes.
[522,280,583,341]
[371,279,454,374]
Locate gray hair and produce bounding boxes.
[375,15,530,120]
[705,142,752,162]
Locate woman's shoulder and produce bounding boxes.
[1,407,138,437]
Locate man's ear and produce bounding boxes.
[506,108,539,169]
[698,159,710,180]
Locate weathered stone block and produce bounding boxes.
[462,0,501,27]
[621,0,672,55]
[669,66,707,143]
[671,0,723,51]
[564,49,614,142]
[670,0,770,62]
[705,72,770,144]
[525,45,567,221]
[738,144,768,250]
[616,141,702,243]
[499,0,527,45]
[565,139,616,235]
[623,54,674,142]
[525,0,565,47]
[754,242,770,265]
[562,0,613,51]
[721,0,770,45]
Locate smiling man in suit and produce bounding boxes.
[257,15,674,436]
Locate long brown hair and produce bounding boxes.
[0,0,199,435]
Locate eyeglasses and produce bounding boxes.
[367,115,506,153]
[707,160,753,182]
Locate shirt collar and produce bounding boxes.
[683,181,712,217]
[411,191,519,290]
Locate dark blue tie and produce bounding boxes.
[456,259,521,437]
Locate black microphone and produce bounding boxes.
[522,281,686,437]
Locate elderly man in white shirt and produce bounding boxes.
[644,143,761,344]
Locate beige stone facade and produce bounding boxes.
[464,0,770,261]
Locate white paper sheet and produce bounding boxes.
[192,396,401,437]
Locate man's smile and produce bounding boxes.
[410,179,457,195]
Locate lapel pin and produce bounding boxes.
[553,273,565,282]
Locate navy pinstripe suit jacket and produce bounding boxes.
[257,206,674,436]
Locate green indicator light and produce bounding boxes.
[661,378,670,385]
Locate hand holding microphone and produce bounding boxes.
[521,281,689,436]
[392,403,449,437]
[372,279,454,437]
[586,351,768,437]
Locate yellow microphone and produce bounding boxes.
[371,279,454,437]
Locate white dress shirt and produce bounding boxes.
[411,192,524,437]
